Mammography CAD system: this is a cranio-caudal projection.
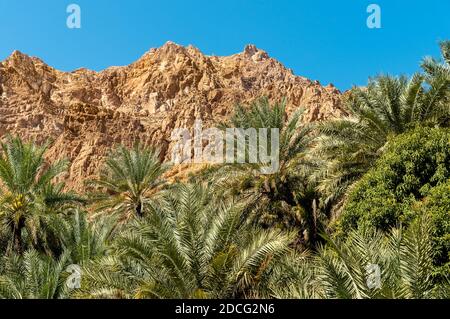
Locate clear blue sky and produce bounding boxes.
[0,0,449,90]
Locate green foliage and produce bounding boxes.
[313,42,450,207]
[194,98,323,248]
[58,209,116,264]
[341,127,449,230]
[421,41,450,126]
[270,214,449,299]
[87,144,168,221]
[76,184,295,299]
[0,250,72,299]
[0,136,84,254]
[409,182,450,276]
[340,127,450,269]
[0,41,449,300]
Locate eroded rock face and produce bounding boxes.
[0,42,344,189]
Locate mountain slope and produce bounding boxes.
[0,42,344,189]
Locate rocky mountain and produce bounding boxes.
[0,41,344,189]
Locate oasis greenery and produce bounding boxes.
[0,42,449,299]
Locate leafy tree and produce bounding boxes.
[339,127,449,269]
[340,127,449,230]
[403,181,450,278]
[0,210,117,299]
[0,136,83,254]
[87,144,168,221]
[76,184,294,299]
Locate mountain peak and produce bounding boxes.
[243,44,269,61]
[11,50,24,57]
[244,44,259,55]
[6,50,31,62]
[3,50,46,68]
[161,40,182,49]
[0,42,344,189]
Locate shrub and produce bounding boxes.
[339,126,450,268]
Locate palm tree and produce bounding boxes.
[0,136,83,254]
[0,250,72,299]
[76,184,294,299]
[313,70,449,210]
[421,40,450,125]
[269,214,450,299]
[87,144,168,221]
[0,210,115,299]
[194,98,321,248]
[58,209,116,264]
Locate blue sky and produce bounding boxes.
[0,0,449,90]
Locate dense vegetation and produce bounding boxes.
[0,42,449,299]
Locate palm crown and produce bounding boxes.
[195,98,321,247]
[87,144,168,221]
[77,184,294,299]
[0,137,82,254]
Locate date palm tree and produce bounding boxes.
[269,214,449,299]
[0,136,83,254]
[87,144,168,221]
[0,250,72,299]
[194,98,321,248]
[58,209,116,264]
[76,184,294,299]
[0,210,118,299]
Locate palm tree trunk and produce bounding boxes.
[135,201,143,217]
[13,223,24,254]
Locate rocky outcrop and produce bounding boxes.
[0,42,344,189]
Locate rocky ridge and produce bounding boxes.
[0,42,344,189]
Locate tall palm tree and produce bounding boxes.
[87,144,168,221]
[195,98,320,247]
[269,214,450,299]
[76,184,294,299]
[313,70,449,210]
[0,136,83,254]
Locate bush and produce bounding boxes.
[414,181,450,273]
[339,126,450,267]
